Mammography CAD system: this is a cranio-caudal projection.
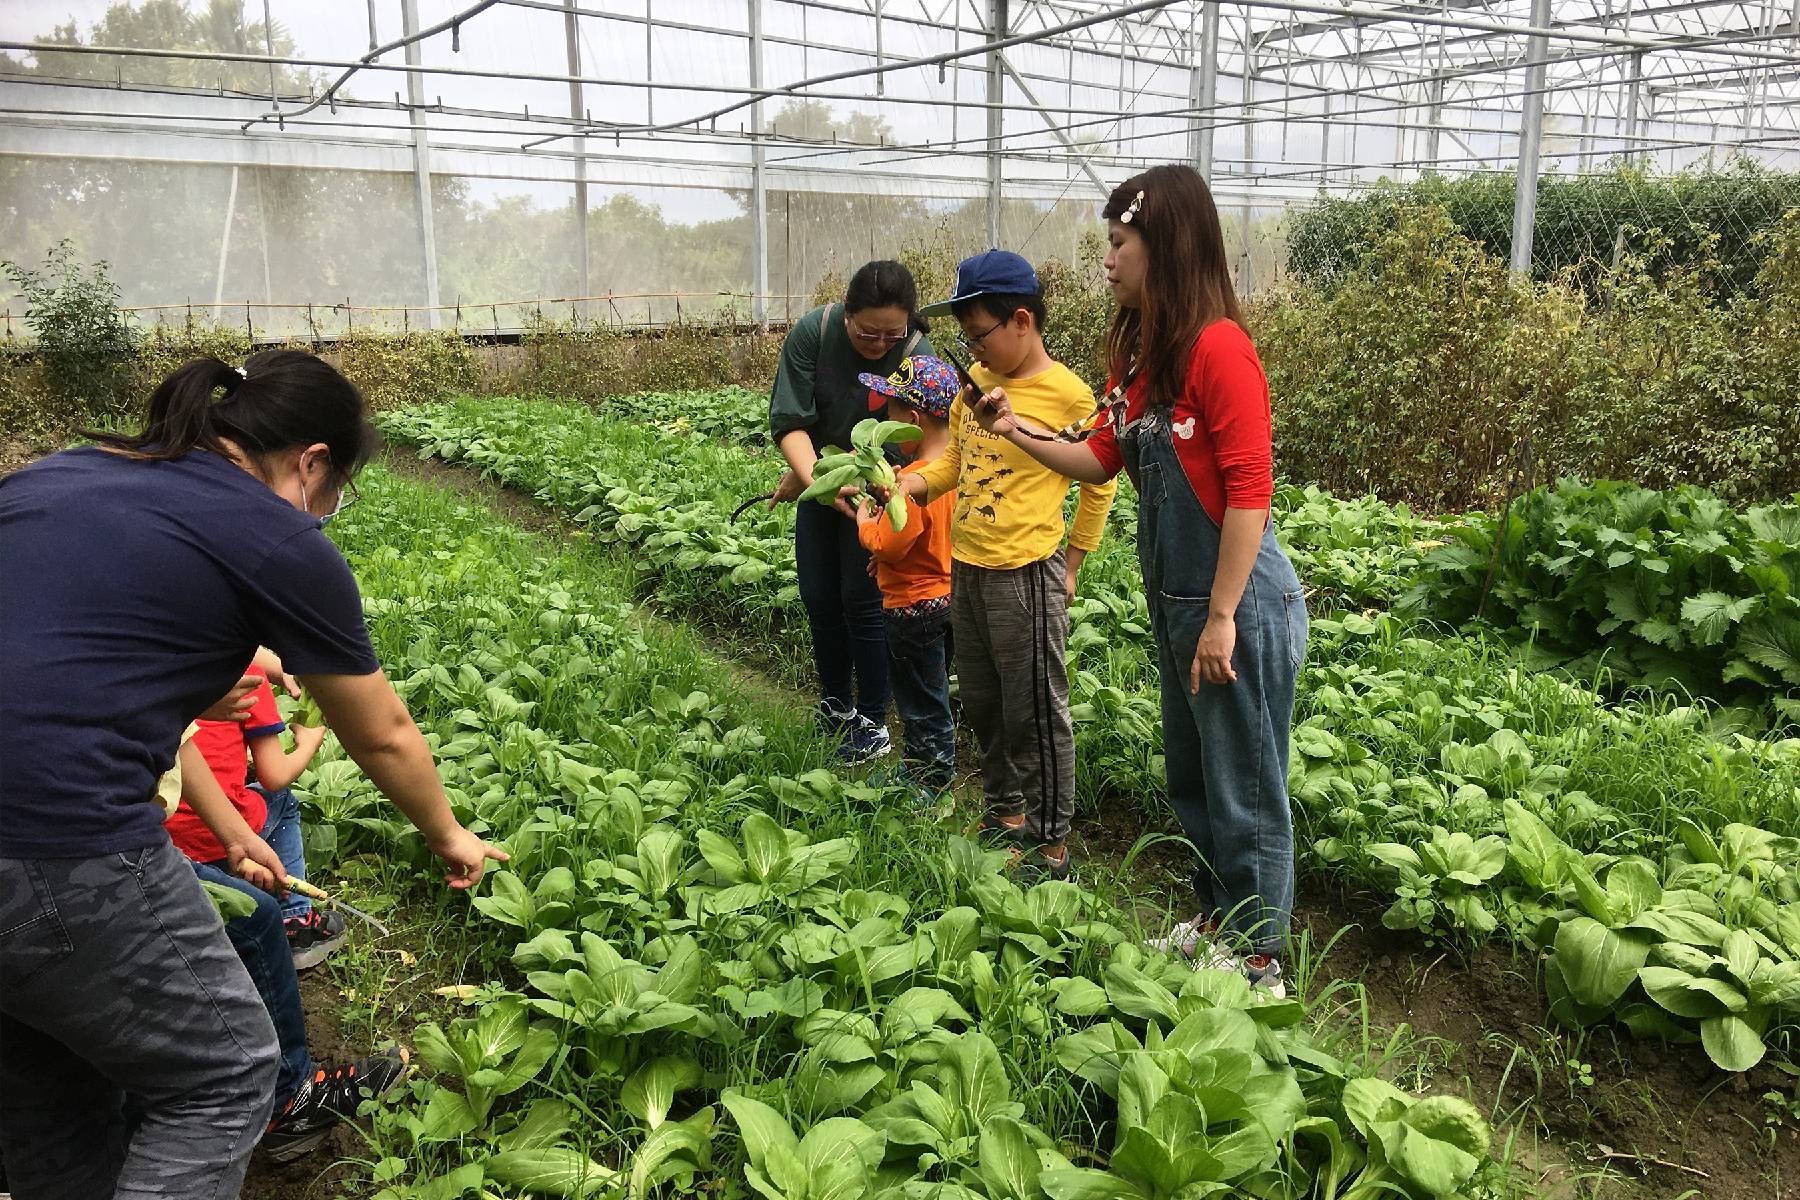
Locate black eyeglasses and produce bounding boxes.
[955,314,1008,354]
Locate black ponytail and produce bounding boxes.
[845,259,928,335]
[89,349,375,483]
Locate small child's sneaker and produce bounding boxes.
[976,811,1027,848]
[1244,953,1287,999]
[285,908,348,970]
[1149,915,1238,971]
[816,699,856,741]
[1008,844,1073,885]
[260,1048,408,1162]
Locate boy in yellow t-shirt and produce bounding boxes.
[900,250,1116,881]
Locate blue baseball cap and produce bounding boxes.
[919,249,1040,317]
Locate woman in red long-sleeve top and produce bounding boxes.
[971,164,1308,996]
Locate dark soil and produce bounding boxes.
[240,968,360,1200]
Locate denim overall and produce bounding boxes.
[1118,404,1308,955]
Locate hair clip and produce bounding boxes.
[233,366,248,378]
[1119,190,1145,224]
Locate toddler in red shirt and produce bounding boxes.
[167,663,342,967]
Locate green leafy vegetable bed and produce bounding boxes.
[297,467,1508,1199]
[380,395,1800,1078]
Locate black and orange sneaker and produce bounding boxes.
[284,908,348,970]
[976,811,1027,848]
[1007,843,1073,885]
[261,1048,409,1162]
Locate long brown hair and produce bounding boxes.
[1102,164,1243,408]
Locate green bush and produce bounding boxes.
[1260,205,1800,509]
[1286,162,1800,295]
[1399,477,1800,719]
[1,239,138,422]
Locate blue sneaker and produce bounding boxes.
[816,699,856,740]
[843,714,892,765]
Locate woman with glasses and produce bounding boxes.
[0,350,506,1195]
[768,260,935,763]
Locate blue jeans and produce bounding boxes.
[794,498,890,721]
[1121,407,1307,958]
[1,839,278,1199]
[245,785,311,921]
[886,601,956,790]
[191,850,313,1105]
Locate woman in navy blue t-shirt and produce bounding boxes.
[0,351,506,1196]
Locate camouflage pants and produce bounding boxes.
[0,837,279,1199]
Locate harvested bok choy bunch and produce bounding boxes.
[800,417,920,531]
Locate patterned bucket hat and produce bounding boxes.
[859,355,960,419]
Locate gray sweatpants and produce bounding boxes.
[951,550,1077,847]
[0,837,280,1200]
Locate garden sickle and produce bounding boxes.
[730,491,776,521]
[285,876,391,936]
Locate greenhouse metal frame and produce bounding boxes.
[2,0,1796,327]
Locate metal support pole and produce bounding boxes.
[1624,51,1645,164]
[401,0,442,327]
[261,0,278,109]
[1509,0,1552,275]
[645,0,654,124]
[564,0,589,319]
[749,0,768,325]
[986,0,1007,248]
[212,164,239,321]
[874,0,885,97]
[1239,16,1254,293]
[251,165,272,309]
[1190,2,1221,177]
[999,55,1109,198]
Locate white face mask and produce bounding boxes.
[297,459,355,525]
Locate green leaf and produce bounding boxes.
[740,812,791,882]
[621,1056,702,1129]
[1554,917,1651,1009]
[1504,799,1574,893]
[1738,613,1800,685]
[1680,591,1758,647]
[1039,1168,1150,1200]
[978,1117,1043,1200]
[201,880,258,922]
[800,464,861,504]
[794,1117,886,1200]
[1604,859,1661,922]
[416,1087,480,1141]
[411,1022,467,1078]
[1390,1096,1490,1194]
[500,1100,576,1151]
[1701,1013,1769,1073]
[721,1091,799,1170]
[483,1148,617,1197]
[1341,1077,1412,1147]
[1638,966,1744,1018]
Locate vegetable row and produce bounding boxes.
[380,395,1800,1074]
[295,468,1506,1199]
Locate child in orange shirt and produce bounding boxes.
[855,356,959,802]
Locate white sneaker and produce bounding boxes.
[1244,954,1287,999]
[1149,915,1238,971]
